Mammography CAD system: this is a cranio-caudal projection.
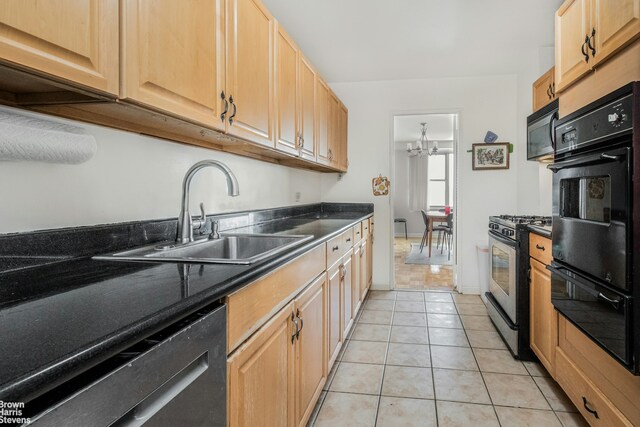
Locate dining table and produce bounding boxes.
[426,210,449,257]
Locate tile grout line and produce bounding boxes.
[452,297,503,427]
[372,292,396,427]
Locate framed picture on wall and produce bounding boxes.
[472,143,510,170]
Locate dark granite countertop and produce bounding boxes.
[527,224,552,239]
[0,203,372,403]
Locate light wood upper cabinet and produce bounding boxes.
[337,102,349,171]
[529,256,557,376]
[556,0,592,92]
[228,301,294,427]
[299,55,317,161]
[592,0,640,64]
[121,0,225,130]
[226,0,275,146]
[316,78,332,166]
[275,23,299,155]
[555,0,640,92]
[0,0,119,95]
[532,67,556,112]
[327,93,340,168]
[293,275,327,427]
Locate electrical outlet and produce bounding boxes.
[294,191,301,202]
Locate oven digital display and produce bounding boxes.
[562,129,577,146]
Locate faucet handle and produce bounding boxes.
[192,202,206,231]
[210,220,221,240]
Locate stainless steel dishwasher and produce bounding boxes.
[26,303,226,426]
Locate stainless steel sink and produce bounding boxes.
[94,233,314,265]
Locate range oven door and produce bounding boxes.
[548,262,634,371]
[550,146,632,292]
[488,231,517,323]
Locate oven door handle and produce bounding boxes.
[489,231,516,247]
[547,148,628,173]
[547,263,623,310]
[549,112,558,150]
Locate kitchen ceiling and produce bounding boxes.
[263,0,564,83]
[394,114,455,143]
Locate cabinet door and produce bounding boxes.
[342,253,354,338]
[556,0,592,91]
[592,0,640,66]
[366,234,373,289]
[337,102,349,171]
[294,275,327,427]
[360,238,369,301]
[327,266,342,368]
[228,301,294,427]
[122,0,225,129]
[532,67,555,112]
[316,78,332,166]
[275,23,299,155]
[226,0,275,146]
[530,257,557,375]
[0,0,118,95]
[299,55,317,161]
[328,93,340,168]
[352,244,362,315]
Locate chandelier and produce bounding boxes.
[406,122,438,157]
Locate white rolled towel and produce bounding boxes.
[0,108,97,164]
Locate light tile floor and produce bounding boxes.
[308,290,588,427]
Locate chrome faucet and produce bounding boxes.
[176,160,239,244]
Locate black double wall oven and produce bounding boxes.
[549,82,640,374]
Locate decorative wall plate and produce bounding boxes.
[372,174,390,196]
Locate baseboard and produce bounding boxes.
[458,284,481,295]
[394,233,423,238]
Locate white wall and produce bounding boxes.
[392,153,424,236]
[0,107,323,233]
[325,74,534,294]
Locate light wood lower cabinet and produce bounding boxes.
[529,256,557,376]
[293,275,327,427]
[352,243,362,315]
[228,274,328,427]
[228,220,373,426]
[0,0,119,95]
[360,236,370,301]
[341,249,354,338]
[228,301,295,427]
[327,262,342,368]
[556,315,640,426]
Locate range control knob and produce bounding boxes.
[608,113,622,124]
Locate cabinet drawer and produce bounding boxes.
[556,348,632,426]
[353,223,363,243]
[558,315,640,424]
[226,244,325,354]
[327,229,351,268]
[343,226,354,249]
[361,219,370,236]
[529,233,552,265]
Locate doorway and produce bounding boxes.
[391,113,458,290]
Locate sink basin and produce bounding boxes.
[94,233,314,265]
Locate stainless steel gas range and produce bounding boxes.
[485,215,551,359]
